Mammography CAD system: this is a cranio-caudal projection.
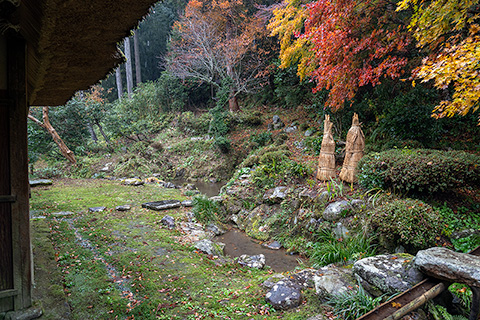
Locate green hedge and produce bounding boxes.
[370,199,443,251]
[358,149,480,194]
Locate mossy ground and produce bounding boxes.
[30,179,324,319]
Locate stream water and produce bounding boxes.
[215,229,304,273]
[176,180,302,272]
[174,179,224,197]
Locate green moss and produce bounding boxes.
[30,178,323,319]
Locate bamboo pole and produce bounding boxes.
[385,283,446,320]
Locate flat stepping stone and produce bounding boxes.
[51,211,74,217]
[181,200,193,207]
[415,247,480,320]
[29,179,52,187]
[116,205,131,211]
[122,178,144,186]
[89,207,106,212]
[142,200,181,211]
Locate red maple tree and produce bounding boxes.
[303,0,412,110]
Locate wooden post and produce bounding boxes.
[4,34,32,312]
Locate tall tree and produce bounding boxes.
[27,107,77,164]
[115,66,123,100]
[133,30,142,85]
[269,0,412,111]
[167,0,270,112]
[397,0,480,123]
[124,37,134,98]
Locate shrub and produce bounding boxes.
[178,112,211,135]
[249,132,272,148]
[240,110,263,126]
[370,199,443,251]
[358,149,480,194]
[214,136,231,154]
[192,195,220,223]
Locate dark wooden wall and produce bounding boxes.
[0,35,32,313]
[0,99,13,294]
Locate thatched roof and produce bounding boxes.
[18,0,158,106]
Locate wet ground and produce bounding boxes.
[215,229,304,273]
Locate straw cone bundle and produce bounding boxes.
[339,113,365,183]
[317,115,336,181]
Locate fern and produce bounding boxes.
[428,302,468,320]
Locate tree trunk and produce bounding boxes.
[94,120,109,143]
[86,121,98,143]
[228,92,240,112]
[124,37,134,98]
[133,30,142,85]
[27,107,77,165]
[115,66,123,101]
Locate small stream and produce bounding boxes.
[215,229,304,273]
[174,179,224,197]
[178,180,303,272]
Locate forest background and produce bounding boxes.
[28,0,480,176]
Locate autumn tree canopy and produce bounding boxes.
[397,0,480,123]
[167,0,270,111]
[269,0,412,111]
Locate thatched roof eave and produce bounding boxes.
[18,0,158,106]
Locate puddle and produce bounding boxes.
[174,179,225,197]
[215,229,304,273]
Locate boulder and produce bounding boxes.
[243,204,280,241]
[354,253,424,297]
[179,222,210,241]
[265,279,302,310]
[209,196,223,203]
[415,247,480,287]
[194,239,225,256]
[263,186,288,203]
[317,191,331,203]
[299,188,319,201]
[262,240,282,250]
[122,178,144,186]
[238,254,265,269]
[185,211,195,222]
[285,126,297,133]
[289,269,318,289]
[262,274,286,289]
[350,199,366,210]
[272,115,285,130]
[294,140,305,150]
[29,179,52,187]
[161,215,176,229]
[305,129,315,137]
[314,265,356,297]
[206,223,226,236]
[142,200,181,211]
[162,182,178,189]
[323,200,353,221]
[115,205,131,211]
[88,206,106,213]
